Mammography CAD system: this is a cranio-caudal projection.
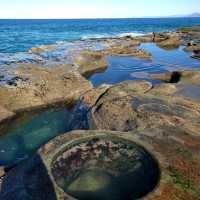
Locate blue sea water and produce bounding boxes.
[0,18,200,53]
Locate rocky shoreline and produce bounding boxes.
[0,26,200,200]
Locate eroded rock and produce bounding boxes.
[83,77,200,135]
[75,51,108,77]
[0,65,92,123]
[157,37,181,50]
[29,44,57,54]
[101,45,152,60]
[152,70,200,85]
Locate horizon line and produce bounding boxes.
[0,16,200,20]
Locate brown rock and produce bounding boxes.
[135,34,154,43]
[184,44,200,52]
[157,37,181,50]
[153,33,169,42]
[0,106,15,124]
[0,65,92,113]
[152,70,200,85]
[75,51,108,77]
[102,45,152,60]
[28,44,57,53]
[83,85,110,107]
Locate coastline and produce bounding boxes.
[0,25,200,200]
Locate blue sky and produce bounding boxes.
[0,0,199,19]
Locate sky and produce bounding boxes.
[0,0,199,19]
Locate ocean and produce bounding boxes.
[0,18,200,53]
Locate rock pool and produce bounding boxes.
[89,43,200,86]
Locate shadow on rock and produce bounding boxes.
[0,154,57,200]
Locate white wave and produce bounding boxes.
[81,32,146,40]
[117,32,145,38]
[81,34,110,40]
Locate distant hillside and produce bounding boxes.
[187,13,200,17]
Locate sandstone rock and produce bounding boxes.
[184,44,200,52]
[153,33,169,43]
[83,77,200,135]
[28,44,57,54]
[135,34,154,43]
[75,51,108,77]
[0,106,15,124]
[0,65,92,114]
[102,45,152,60]
[152,70,200,85]
[157,37,181,50]
[83,84,110,107]
[192,50,200,60]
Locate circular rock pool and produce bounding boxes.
[51,136,160,200]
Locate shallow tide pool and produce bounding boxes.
[0,104,87,166]
[90,43,200,87]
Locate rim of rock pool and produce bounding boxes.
[48,132,161,200]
